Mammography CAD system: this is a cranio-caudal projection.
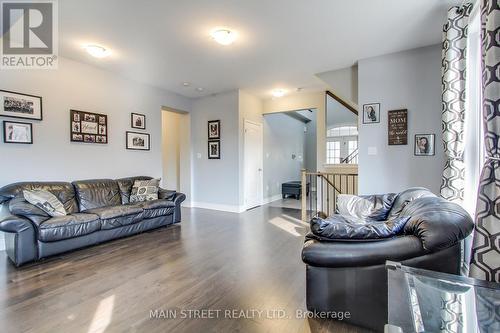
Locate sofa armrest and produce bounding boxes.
[401,197,474,252]
[171,192,186,206]
[0,214,35,233]
[158,188,176,201]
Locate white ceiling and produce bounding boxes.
[59,0,459,99]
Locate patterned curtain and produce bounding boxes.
[440,4,472,203]
[470,0,500,283]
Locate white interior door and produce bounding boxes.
[244,120,263,210]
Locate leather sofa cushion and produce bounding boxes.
[73,179,122,211]
[0,181,79,213]
[116,176,152,204]
[139,200,175,219]
[9,197,51,225]
[310,215,410,240]
[302,235,425,267]
[85,205,144,230]
[38,213,100,242]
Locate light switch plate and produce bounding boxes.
[197,153,202,159]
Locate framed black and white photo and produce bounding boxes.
[414,134,435,156]
[208,140,220,159]
[362,103,380,124]
[208,120,220,139]
[0,90,42,120]
[70,110,108,144]
[3,121,33,144]
[131,113,146,129]
[126,131,150,151]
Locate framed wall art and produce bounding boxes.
[388,109,408,145]
[131,113,146,129]
[208,120,220,139]
[208,140,220,159]
[126,131,150,151]
[70,109,108,144]
[414,134,435,156]
[0,90,42,120]
[362,103,380,124]
[3,120,33,144]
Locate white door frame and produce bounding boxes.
[244,119,264,210]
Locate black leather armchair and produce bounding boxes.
[301,188,474,332]
[0,176,185,266]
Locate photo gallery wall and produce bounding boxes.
[0,89,151,151]
[362,103,435,156]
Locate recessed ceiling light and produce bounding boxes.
[272,89,286,98]
[210,28,237,46]
[84,45,110,58]
[196,87,204,92]
[182,82,191,87]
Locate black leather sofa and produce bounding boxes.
[301,188,474,332]
[0,176,185,267]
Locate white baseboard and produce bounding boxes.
[190,202,246,213]
[263,194,283,205]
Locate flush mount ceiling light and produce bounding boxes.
[84,45,110,58]
[182,82,191,87]
[196,87,204,92]
[210,28,237,46]
[271,89,286,98]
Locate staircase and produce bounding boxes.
[301,169,358,222]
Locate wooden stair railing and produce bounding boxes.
[301,170,358,222]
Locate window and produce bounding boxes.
[326,126,358,138]
[464,4,484,217]
[347,140,358,164]
[326,125,358,164]
[327,141,341,164]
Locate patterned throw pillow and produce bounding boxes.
[23,190,67,217]
[129,179,160,202]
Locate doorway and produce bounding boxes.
[161,107,191,204]
[262,109,317,210]
[244,120,263,210]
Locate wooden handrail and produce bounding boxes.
[326,90,358,115]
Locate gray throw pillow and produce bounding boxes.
[130,179,160,202]
[23,190,67,217]
[337,193,397,221]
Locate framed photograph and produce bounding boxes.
[131,113,146,129]
[3,121,33,144]
[126,131,150,151]
[414,134,435,156]
[208,140,220,159]
[388,109,408,145]
[0,90,42,120]
[70,110,108,144]
[363,103,380,124]
[208,120,220,139]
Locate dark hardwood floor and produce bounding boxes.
[0,202,372,333]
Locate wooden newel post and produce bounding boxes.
[301,169,307,222]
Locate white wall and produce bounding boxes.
[304,111,317,172]
[316,65,359,105]
[191,91,241,211]
[358,45,444,194]
[263,113,306,200]
[0,57,192,186]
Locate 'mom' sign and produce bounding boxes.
[388,109,408,145]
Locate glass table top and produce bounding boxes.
[385,261,500,333]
